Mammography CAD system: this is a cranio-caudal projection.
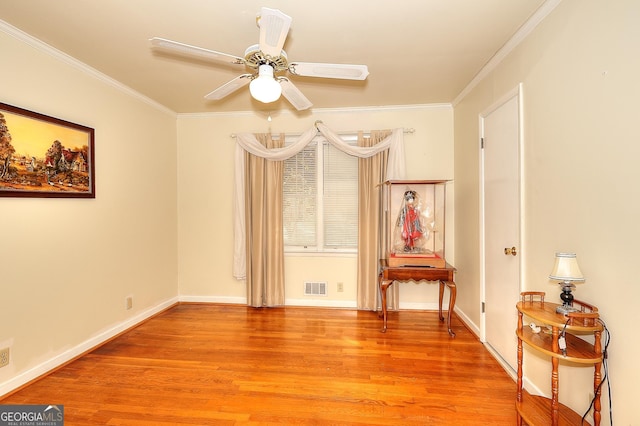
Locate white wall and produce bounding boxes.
[454,1,639,424]
[176,106,454,308]
[0,24,178,395]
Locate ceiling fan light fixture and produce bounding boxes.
[249,64,282,103]
[150,7,370,111]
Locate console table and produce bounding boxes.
[378,260,456,336]
[516,292,603,425]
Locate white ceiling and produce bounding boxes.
[0,0,548,114]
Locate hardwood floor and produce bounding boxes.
[1,304,517,425]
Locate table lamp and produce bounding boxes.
[549,252,585,314]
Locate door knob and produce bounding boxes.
[504,246,517,256]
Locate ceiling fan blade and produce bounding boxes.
[289,62,369,80]
[279,78,313,111]
[204,74,252,100]
[150,37,245,65]
[257,7,292,57]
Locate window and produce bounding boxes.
[283,136,358,253]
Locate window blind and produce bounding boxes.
[283,143,317,248]
[283,137,359,252]
[323,143,358,249]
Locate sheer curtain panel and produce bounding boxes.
[244,134,285,307]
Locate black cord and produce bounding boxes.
[581,318,612,425]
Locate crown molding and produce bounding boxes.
[452,0,562,106]
[0,19,176,117]
[177,102,452,119]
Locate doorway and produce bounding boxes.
[480,84,523,375]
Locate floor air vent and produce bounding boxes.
[304,281,328,296]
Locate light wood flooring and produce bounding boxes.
[1,304,517,425]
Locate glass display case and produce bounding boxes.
[382,180,448,267]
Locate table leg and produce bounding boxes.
[439,280,456,337]
[379,277,393,333]
[516,311,524,426]
[445,281,456,337]
[438,281,445,321]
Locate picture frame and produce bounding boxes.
[0,102,95,198]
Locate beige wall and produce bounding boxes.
[176,106,454,307]
[4,1,634,422]
[454,1,638,423]
[0,27,178,394]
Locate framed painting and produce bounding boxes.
[0,102,95,198]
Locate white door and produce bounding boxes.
[481,85,522,374]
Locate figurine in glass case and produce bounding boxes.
[395,190,426,252]
[384,180,446,267]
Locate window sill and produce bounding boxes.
[284,251,357,258]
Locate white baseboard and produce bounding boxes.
[398,302,440,310]
[285,298,358,308]
[179,295,246,304]
[483,343,517,381]
[523,376,544,396]
[452,306,481,337]
[0,296,178,398]
[181,295,358,309]
[179,296,468,313]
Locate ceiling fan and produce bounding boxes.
[150,7,369,111]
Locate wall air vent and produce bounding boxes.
[304,281,328,296]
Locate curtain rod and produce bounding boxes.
[230,127,414,138]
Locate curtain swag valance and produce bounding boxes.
[232,121,407,280]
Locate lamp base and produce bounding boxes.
[557,282,578,315]
[556,304,579,315]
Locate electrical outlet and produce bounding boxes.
[125,296,133,310]
[337,282,344,292]
[0,347,10,368]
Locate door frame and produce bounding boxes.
[478,83,525,373]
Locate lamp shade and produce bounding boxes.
[549,252,585,282]
[249,64,282,103]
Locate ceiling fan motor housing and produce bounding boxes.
[244,44,288,73]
